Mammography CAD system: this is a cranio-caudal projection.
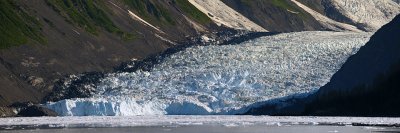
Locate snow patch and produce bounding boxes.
[128,10,165,34]
[187,0,267,32]
[155,34,177,45]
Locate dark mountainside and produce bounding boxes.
[221,0,325,32]
[0,0,218,108]
[297,0,386,31]
[297,0,324,14]
[246,15,400,117]
[221,0,376,32]
[305,14,400,116]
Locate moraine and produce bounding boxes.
[45,31,372,116]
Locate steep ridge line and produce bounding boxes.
[127,10,165,34]
[187,0,267,32]
[291,0,362,32]
[108,0,166,34]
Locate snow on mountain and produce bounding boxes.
[127,10,165,34]
[187,0,267,32]
[291,0,361,32]
[108,1,165,34]
[329,0,400,31]
[45,31,371,116]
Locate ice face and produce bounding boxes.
[45,31,372,116]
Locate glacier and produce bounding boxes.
[45,31,372,116]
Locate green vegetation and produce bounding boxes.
[123,0,175,25]
[0,0,45,48]
[46,0,135,40]
[271,0,297,10]
[175,0,211,24]
[239,0,252,7]
[270,0,309,18]
[295,0,325,14]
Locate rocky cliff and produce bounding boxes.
[245,15,400,117]
[305,14,400,116]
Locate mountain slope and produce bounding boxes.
[305,14,400,116]
[328,0,400,31]
[222,0,399,32]
[291,0,361,32]
[187,0,267,32]
[245,15,400,116]
[298,0,400,31]
[221,0,325,32]
[0,0,218,106]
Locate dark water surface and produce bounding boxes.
[1,125,398,133]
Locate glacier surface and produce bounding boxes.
[46,31,372,116]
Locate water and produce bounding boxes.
[1,125,398,133]
[1,116,399,133]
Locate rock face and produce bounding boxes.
[188,0,267,32]
[327,0,400,31]
[221,0,325,32]
[245,15,400,116]
[0,107,17,117]
[17,105,58,117]
[223,0,400,32]
[317,15,400,98]
[305,15,400,116]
